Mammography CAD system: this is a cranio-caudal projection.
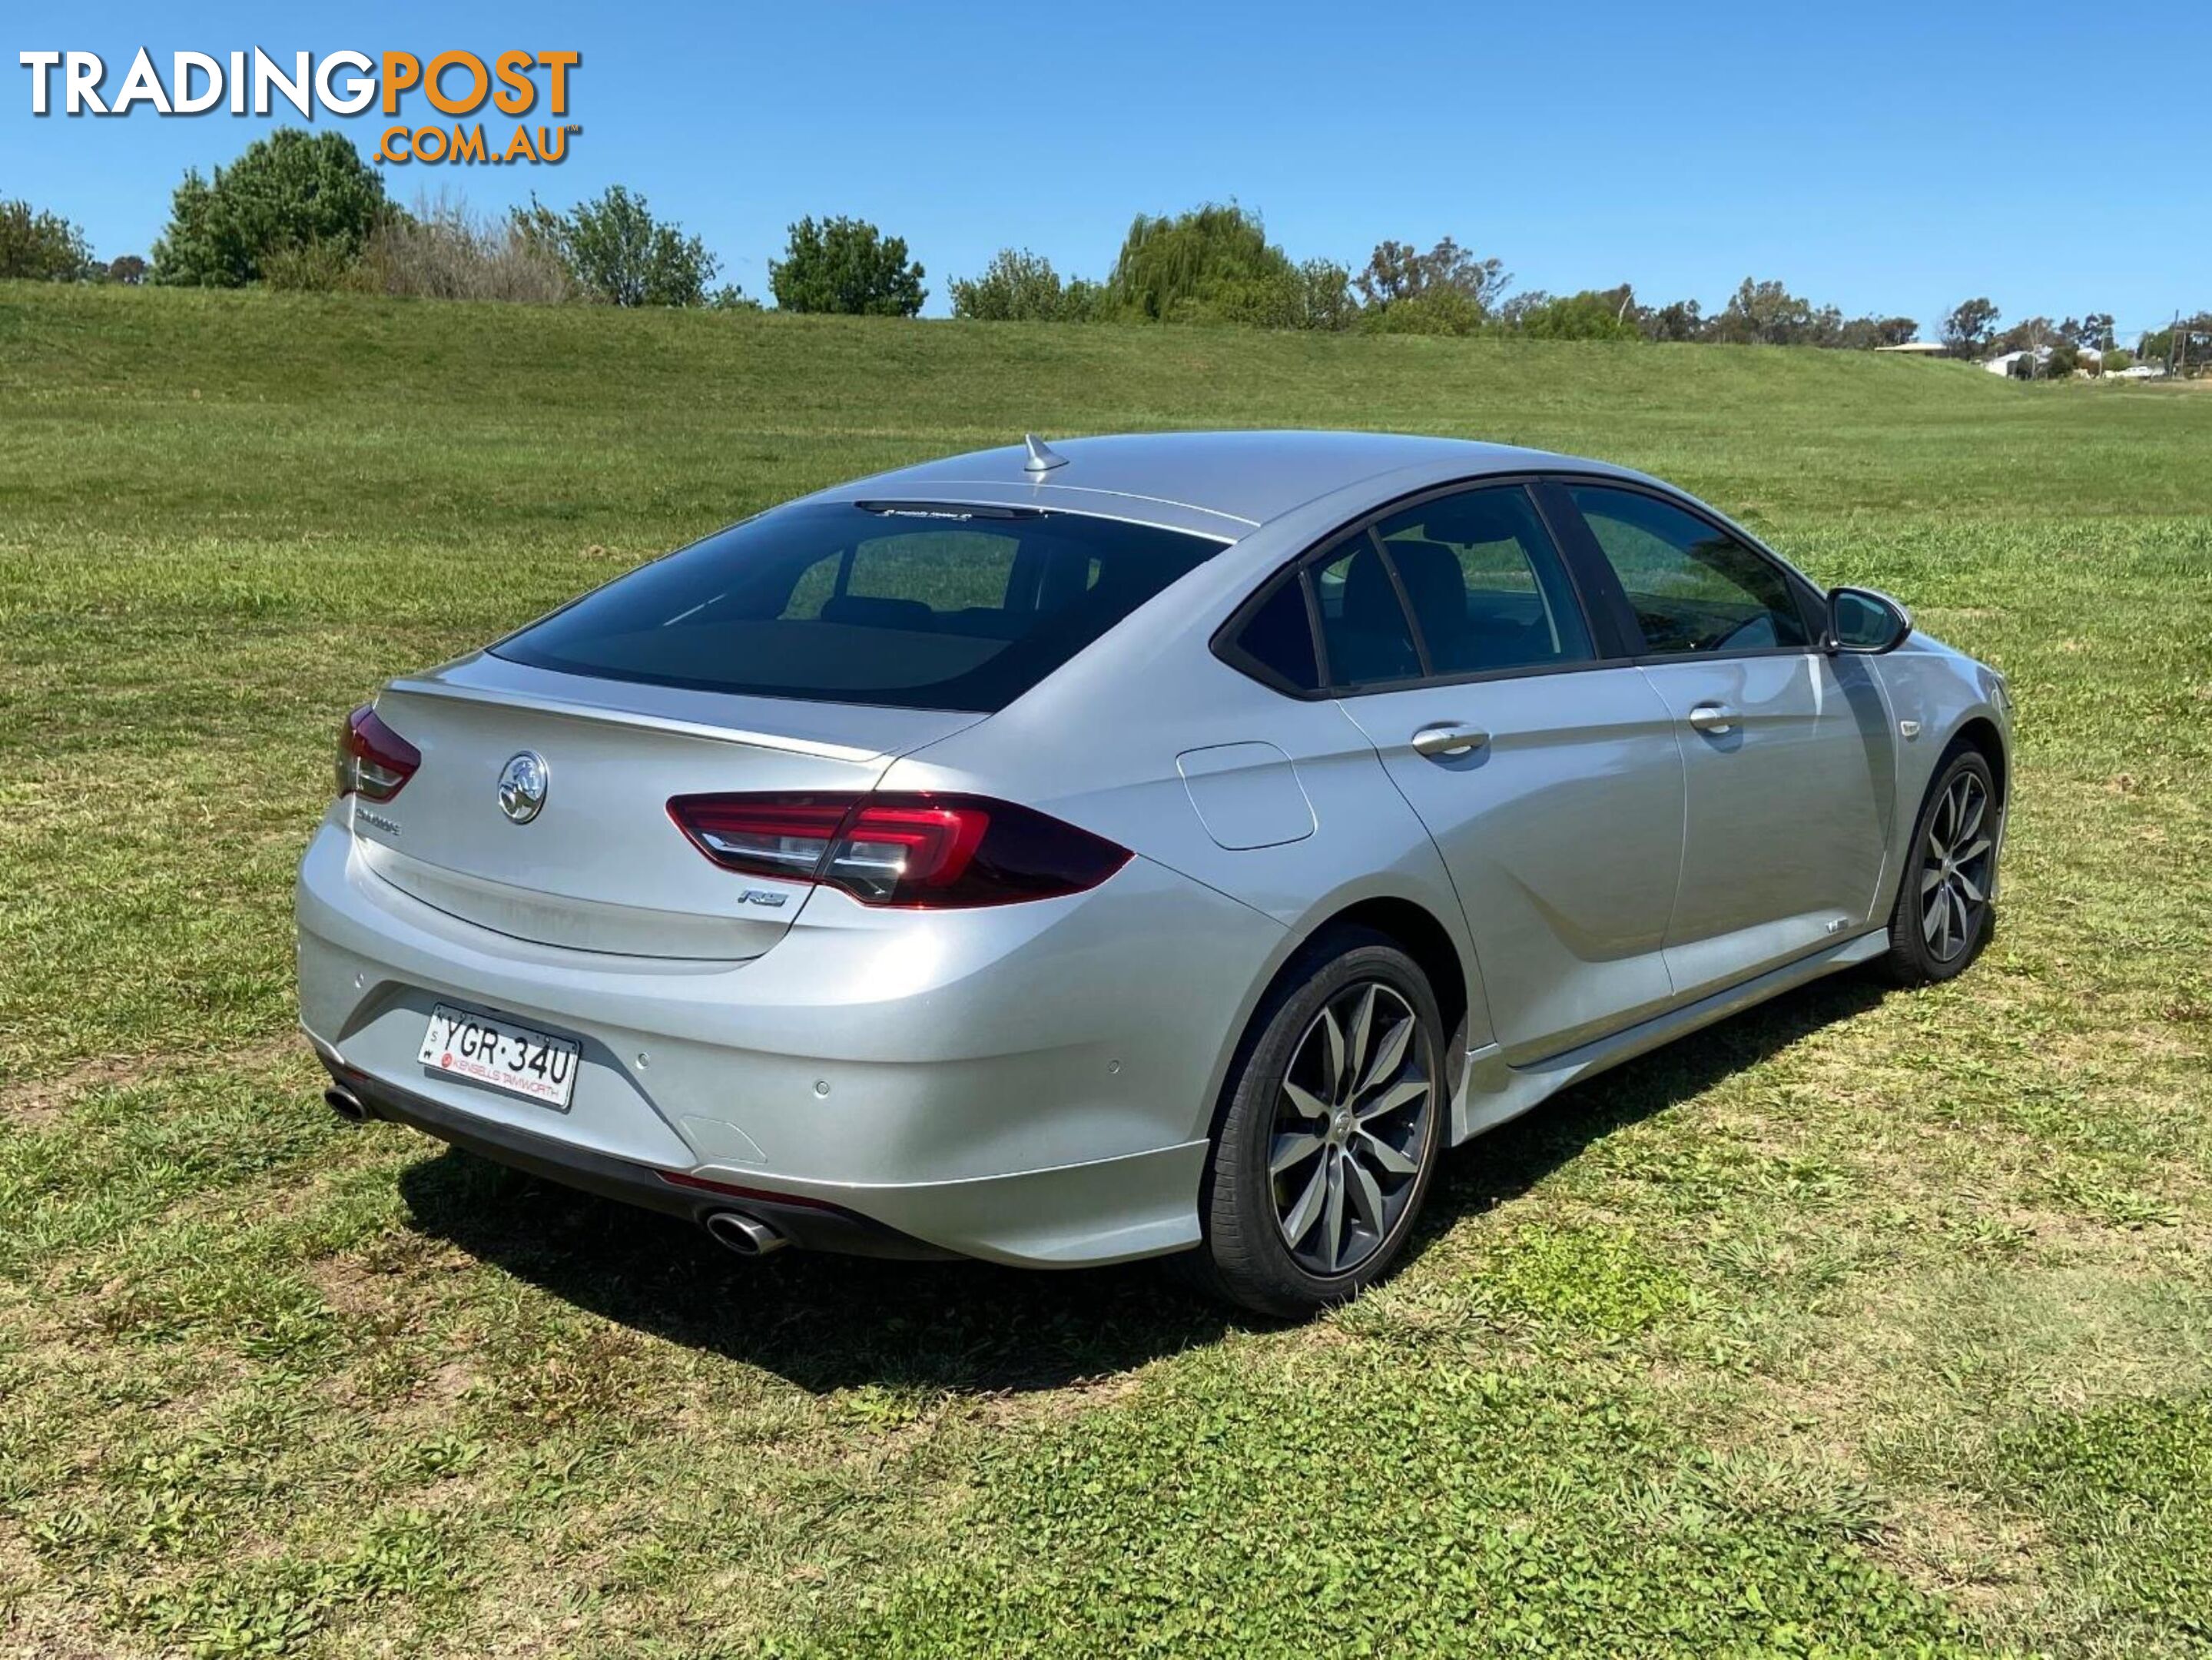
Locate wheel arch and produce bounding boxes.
[1947,713,2009,808]
[1872,703,2011,935]
[1199,891,1476,1146]
[1187,888,1474,1264]
[1315,896,1471,1054]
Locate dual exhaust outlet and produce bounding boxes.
[320,1084,788,1257]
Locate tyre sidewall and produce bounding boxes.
[1208,934,1448,1314]
[1892,749,1998,982]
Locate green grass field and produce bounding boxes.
[3,283,2210,1658]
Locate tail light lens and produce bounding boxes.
[667,792,1130,908]
[336,704,421,801]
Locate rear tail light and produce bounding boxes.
[667,792,1130,908]
[336,704,420,801]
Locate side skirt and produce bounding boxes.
[1446,929,1888,1146]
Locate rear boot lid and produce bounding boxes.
[352,653,982,959]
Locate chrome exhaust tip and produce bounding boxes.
[323,1085,371,1124]
[703,1210,789,1257]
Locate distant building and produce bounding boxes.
[1874,342,1947,355]
[1985,344,2104,377]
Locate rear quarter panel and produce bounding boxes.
[882,583,1489,1145]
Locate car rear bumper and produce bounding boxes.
[320,1054,957,1257]
[294,818,1282,1266]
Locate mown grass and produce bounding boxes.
[2,282,2208,1657]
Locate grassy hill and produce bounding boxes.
[2,283,2209,1658]
[8,281,2212,546]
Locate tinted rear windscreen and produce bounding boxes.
[493,502,1229,712]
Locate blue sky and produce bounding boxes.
[11,0,2208,339]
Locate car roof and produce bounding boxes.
[824,430,1625,536]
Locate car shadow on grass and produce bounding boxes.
[394,970,1889,1396]
[1416,970,1889,1247]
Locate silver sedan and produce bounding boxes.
[297,431,2011,1315]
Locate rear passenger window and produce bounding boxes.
[1372,486,1593,676]
[1312,536,1422,687]
[1232,577,1322,692]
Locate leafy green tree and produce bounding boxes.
[950,247,1096,321]
[1511,287,1640,340]
[514,186,719,307]
[1989,316,2057,358]
[2058,314,2116,352]
[1354,237,1511,315]
[1706,278,1839,346]
[104,254,148,285]
[1103,204,1295,323]
[1942,297,2001,358]
[0,198,94,280]
[1358,286,1487,336]
[1640,299,1705,342]
[1829,314,1921,350]
[1292,259,1356,331]
[152,130,390,287]
[769,217,926,317]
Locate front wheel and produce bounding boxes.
[1878,746,2000,984]
[1182,928,1446,1318]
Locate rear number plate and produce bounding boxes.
[418,1004,579,1110]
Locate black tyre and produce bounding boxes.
[1180,927,1447,1318]
[1877,745,2000,985]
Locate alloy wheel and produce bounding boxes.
[1270,981,1436,1277]
[1921,770,1994,963]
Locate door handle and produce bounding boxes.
[1411,723,1491,759]
[1687,703,1737,735]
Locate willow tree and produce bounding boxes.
[1103,203,1298,324]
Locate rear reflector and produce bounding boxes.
[657,1169,837,1210]
[667,792,1130,908]
[336,704,421,801]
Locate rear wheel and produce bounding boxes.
[1879,746,1999,984]
[1182,928,1446,1318]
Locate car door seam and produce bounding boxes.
[1638,663,1693,997]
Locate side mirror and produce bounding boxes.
[1825,586,1912,654]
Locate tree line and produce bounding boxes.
[946,216,1929,349]
[0,130,912,313]
[5,130,2204,370]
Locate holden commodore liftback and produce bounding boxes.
[297,431,2011,1315]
